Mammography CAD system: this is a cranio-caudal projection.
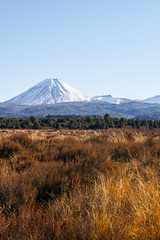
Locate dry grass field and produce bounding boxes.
[0,128,160,239]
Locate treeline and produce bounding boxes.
[0,114,160,129]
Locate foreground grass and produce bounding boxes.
[0,128,160,239]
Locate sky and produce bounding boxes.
[1,0,160,101]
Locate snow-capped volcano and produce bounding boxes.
[6,78,91,105]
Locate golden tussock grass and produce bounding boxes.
[0,128,160,239]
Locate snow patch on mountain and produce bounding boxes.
[93,95,132,104]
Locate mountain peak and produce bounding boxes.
[35,78,61,86]
[6,78,91,105]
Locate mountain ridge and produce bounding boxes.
[93,95,132,104]
[143,95,160,104]
[4,78,160,106]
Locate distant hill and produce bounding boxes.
[1,101,160,119]
[136,112,160,120]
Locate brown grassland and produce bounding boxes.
[0,128,160,239]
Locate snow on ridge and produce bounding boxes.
[93,95,132,104]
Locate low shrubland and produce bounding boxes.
[1,114,160,130]
[0,128,160,239]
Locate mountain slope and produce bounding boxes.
[6,79,91,105]
[93,95,132,104]
[143,95,160,104]
[1,101,160,119]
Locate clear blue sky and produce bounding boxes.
[1,0,160,101]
